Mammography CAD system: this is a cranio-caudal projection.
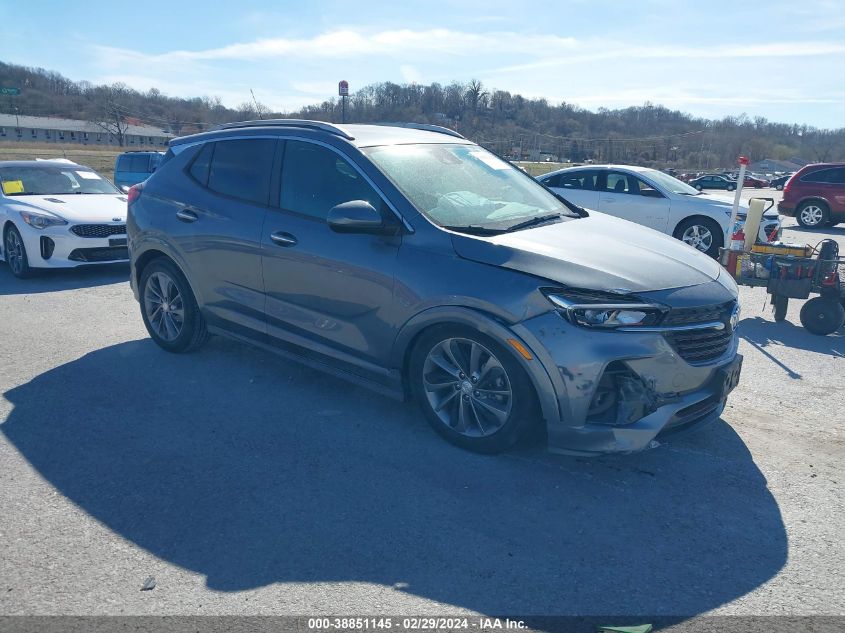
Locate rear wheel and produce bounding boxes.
[726,184,736,192]
[3,224,32,279]
[410,325,538,453]
[675,217,724,258]
[796,201,829,229]
[772,294,788,322]
[695,184,703,191]
[799,297,845,335]
[139,258,209,352]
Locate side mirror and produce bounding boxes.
[327,200,392,234]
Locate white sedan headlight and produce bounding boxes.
[19,210,67,229]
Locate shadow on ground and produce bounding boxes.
[2,337,787,616]
[0,262,129,295]
[739,316,844,372]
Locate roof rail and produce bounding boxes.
[373,122,466,139]
[215,119,355,140]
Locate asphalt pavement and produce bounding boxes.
[0,191,842,619]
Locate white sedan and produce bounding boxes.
[1,160,129,278]
[538,165,781,257]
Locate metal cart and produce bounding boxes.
[720,239,845,335]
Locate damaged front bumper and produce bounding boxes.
[512,302,741,456]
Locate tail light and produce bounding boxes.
[127,184,143,205]
[783,175,795,195]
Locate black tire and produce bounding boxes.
[775,184,784,191]
[695,184,703,191]
[772,294,788,322]
[409,324,538,453]
[726,184,736,192]
[674,216,724,258]
[799,297,845,335]
[139,258,209,352]
[824,219,840,227]
[3,223,32,279]
[796,200,829,229]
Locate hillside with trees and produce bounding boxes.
[2,61,843,170]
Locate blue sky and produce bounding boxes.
[3,0,844,128]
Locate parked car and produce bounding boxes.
[128,120,742,455]
[770,174,793,190]
[689,174,737,191]
[537,165,780,257]
[743,175,768,188]
[778,163,845,228]
[114,151,163,190]
[0,160,128,277]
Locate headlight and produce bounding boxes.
[546,292,666,329]
[20,210,67,229]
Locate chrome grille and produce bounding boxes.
[663,301,736,364]
[70,224,126,238]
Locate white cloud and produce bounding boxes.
[92,29,580,66]
[400,65,423,84]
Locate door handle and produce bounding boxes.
[176,208,198,223]
[270,231,298,247]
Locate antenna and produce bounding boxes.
[250,89,263,120]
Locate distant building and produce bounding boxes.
[0,114,174,147]
[748,158,806,174]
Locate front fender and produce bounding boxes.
[390,305,561,433]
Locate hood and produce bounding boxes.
[696,193,779,218]
[451,211,723,293]
[7,194,127,223]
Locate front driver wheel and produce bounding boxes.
[726,184,736,191]
[675,217,724,258]
[410,326,538,453]
[139,258,209,352]
[3,224,32,278]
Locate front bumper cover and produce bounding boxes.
[514,304,740,456]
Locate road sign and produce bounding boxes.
[0,87,21,96]
[338,80,349,97]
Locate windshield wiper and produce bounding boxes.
[503,213,565,233]
[442,224,506,236]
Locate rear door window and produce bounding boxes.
[558,170,597,190]
[801,168,845,184]
[206,139,276,205]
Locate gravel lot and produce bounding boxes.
[1,189,843,620]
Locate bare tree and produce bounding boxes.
[92,84,130,146]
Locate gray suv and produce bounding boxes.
[127,120,742,455]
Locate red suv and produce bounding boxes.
[778,163,845,228]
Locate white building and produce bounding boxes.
[0,114,174,147]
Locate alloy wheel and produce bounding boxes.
[422,337,513,438]
[144,271,185,342]
[799,205,825,227]
[5,229,24,275]
[681,224,713,252]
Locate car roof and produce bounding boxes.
[540,164,656,177]
[170,120,473,149]
[0,160,92,169]
[800,162,845,169]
